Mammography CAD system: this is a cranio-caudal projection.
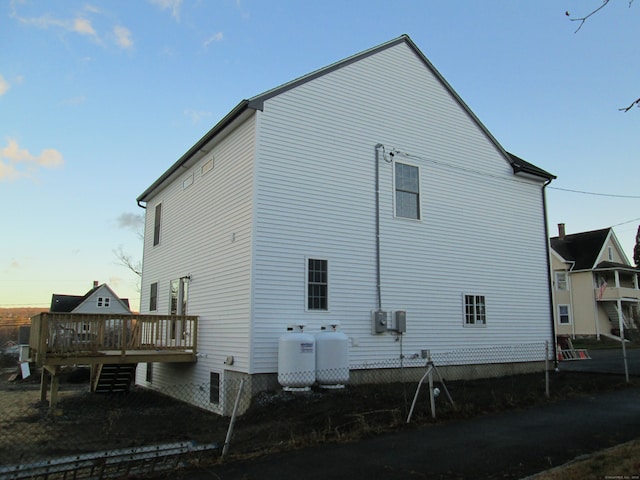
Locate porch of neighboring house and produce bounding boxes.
[595,268,640,337]
[29,312,198,409]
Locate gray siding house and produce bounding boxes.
[136,35,555,412]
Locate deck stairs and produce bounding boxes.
[91,364,137,393]
[603,302,629,329]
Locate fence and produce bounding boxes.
[0,342,634,479]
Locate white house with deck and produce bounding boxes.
[135,35,556,412]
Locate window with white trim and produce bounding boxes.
[307,258,328,311]
[464,294,486,326]
[153,203,162,246]
[558,305,571,324]
[97,296,110,308]
[394,162,420,220]
[149,282,158,311]
[555,272,568,291]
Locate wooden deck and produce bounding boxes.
[29,312,198,366]
[28,313,198,408]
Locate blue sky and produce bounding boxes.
[1,1,639,311]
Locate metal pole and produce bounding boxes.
[618,300,630,383]
[221,378,245,459]
[545,341,550,398]
[428,368,436,419]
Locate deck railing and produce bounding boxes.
[29,313,198,365]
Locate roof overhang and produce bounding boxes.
[137,100,255,205]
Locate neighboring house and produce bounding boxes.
[50,281,131,314]
[136,34,556,411]
[550,224,640,339]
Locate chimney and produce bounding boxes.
[558,223,566,240]
[93,280,99,289]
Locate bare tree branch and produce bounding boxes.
[619,97,640,112]
[566,1,637,111]
[567,0,611,33]
[113,245,142,277]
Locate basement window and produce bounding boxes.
[210,372,220,404]
[463,294,486,326]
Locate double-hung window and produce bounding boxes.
[307,258,328,311]
[153,204,162,246]
[558,305,571,324]
[464,294,486,326]
[555,272,568,291]
[394,162,420,220]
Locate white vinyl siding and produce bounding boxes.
[251,41,552,371]
[138,114,256,388]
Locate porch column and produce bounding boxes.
[634,273,639,290]
[614,270,620,288]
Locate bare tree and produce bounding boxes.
[114,245,142,277]
[566,0,638,112]
[113,212,144,278]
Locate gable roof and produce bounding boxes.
[137,34,554,204]
[50,284,131,313]
[550,228,611,270]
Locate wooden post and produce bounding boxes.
[40,368,49,402]
[50,372,59,411]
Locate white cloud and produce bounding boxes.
[116,212,144,232]
[11,4,131,50]
[0,138,65,181]
[73,17,97,37]
[184,109,212,124]
[113,25,133,49]
[61,95,86,106]
[203,32,223,48]
[0,75,10,96]
[149,0,182,20]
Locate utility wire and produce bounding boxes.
[547,186,640,199]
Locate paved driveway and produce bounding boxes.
[558,347,640,375]
[166,386,640,480]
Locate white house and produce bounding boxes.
[50,281,131,314]
[136,35,556,411]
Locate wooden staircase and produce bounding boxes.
[91,363,137,393]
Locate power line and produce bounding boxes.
[611,217,640,228]
[547,186,640,199]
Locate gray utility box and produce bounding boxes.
[393,310,407,333]
[371,310,388,334]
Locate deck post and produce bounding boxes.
[40,368,49,402]
[50,372,59,411]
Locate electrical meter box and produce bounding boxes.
[393,310,407,333]
[371,310,388,334]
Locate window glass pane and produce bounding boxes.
[307,259,328,310]
[395,163,420,219]
[153,204,162,246]
[150,282,158,311]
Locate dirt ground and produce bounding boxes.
[2,365,637,470]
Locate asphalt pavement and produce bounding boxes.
[166,349,640,480]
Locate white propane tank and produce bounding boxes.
[315,322,349,389]
[278,324,316,391]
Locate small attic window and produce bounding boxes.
[201,156,214,176]
[97,297,110,308]
[183,174,193,190]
